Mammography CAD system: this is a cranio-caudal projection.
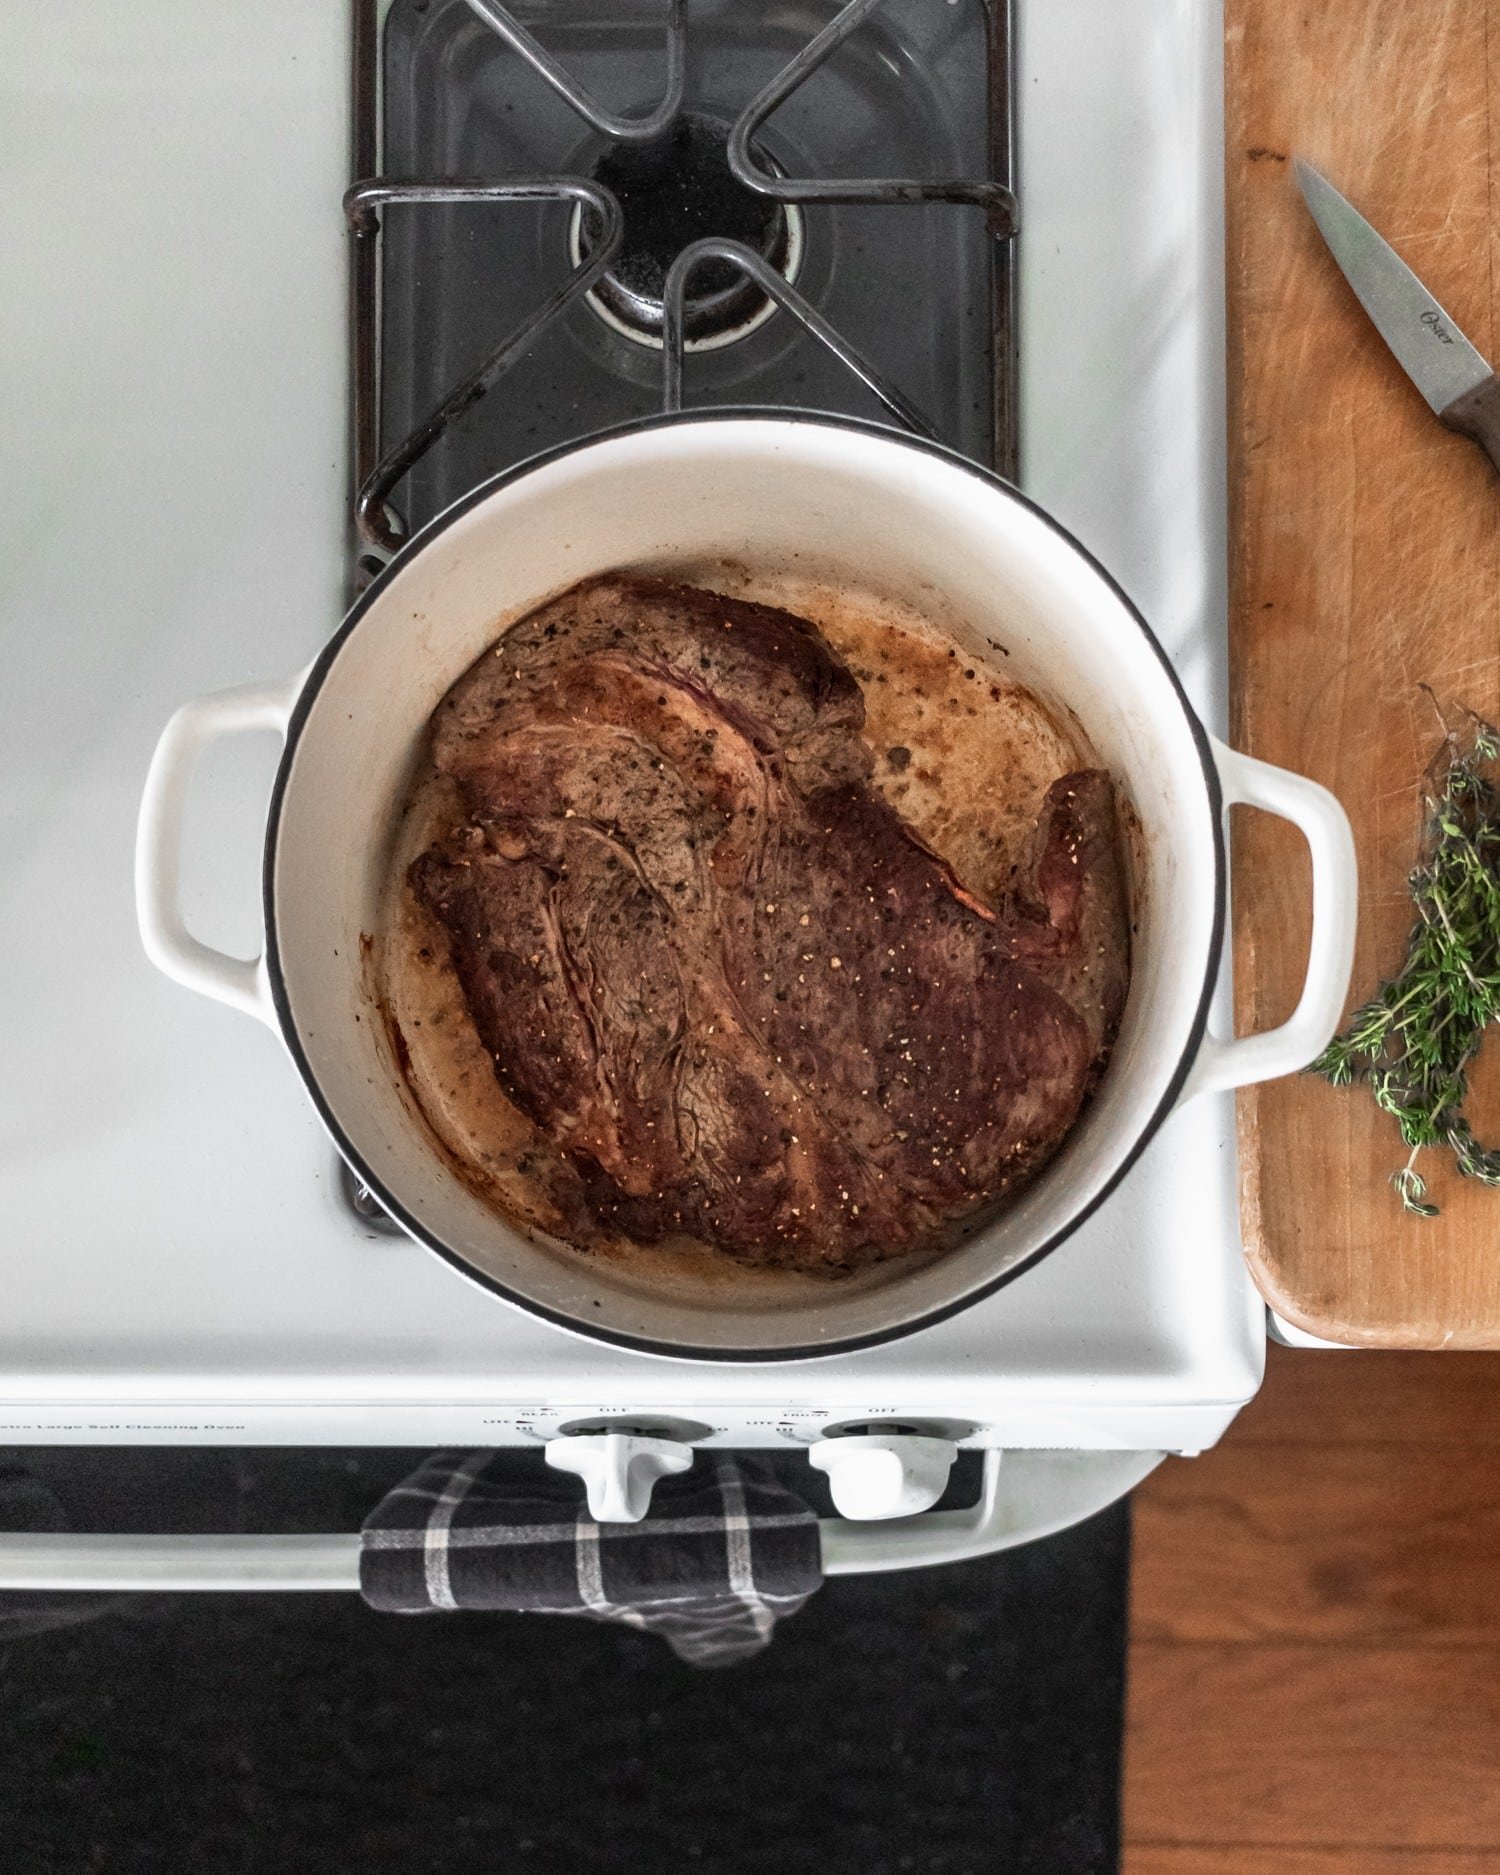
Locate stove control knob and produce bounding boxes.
[544,1432,693,1524]
[809,1433,957,1521]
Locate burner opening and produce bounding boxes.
[572,110,803,349]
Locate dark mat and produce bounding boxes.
[0,1451,1129,1875]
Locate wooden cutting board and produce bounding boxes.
[1228,0,1500,1345]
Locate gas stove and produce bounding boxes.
[349,0,1013,572]
[0,1,1260,1515]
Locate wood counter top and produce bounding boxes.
[1228,0,1500,1345]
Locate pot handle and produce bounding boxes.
[135,678,301,1028]
[1180,736,1358,1101]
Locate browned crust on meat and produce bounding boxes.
[407,574,1129,1271]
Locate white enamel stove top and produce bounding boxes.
[0,0,1262,1460]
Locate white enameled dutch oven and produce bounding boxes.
[136,415,1356,1360]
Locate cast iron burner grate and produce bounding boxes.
[569,110,804,348]
[347,0,1017,561]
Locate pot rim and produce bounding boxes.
[262,410,1226,1363]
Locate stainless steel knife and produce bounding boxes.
[1295,159,1500,473]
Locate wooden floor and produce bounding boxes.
[1122,1344,1500,1872]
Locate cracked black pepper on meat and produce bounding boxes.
[385,573,1130,1273]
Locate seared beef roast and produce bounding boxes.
[409,575,1128,1270]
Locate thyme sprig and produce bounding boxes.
[1312,700,1500,1217]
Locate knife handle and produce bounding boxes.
[1440,372,1500,478]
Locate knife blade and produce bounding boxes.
[1295,158,1500,473]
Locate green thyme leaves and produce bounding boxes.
[1312,702,1500,1217]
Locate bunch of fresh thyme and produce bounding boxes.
[1312,701,1500,1217]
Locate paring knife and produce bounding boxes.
[1295,158,1500,474]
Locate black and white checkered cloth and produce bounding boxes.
[360,1450,822,1667]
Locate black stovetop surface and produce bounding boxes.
[368,0,1010,543]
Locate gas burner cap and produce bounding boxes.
[568,111,804,352]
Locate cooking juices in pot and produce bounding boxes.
[381,572,1130,1274]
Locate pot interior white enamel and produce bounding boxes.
[266,417,1221,1358]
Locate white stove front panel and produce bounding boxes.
[0,0,1261,1448]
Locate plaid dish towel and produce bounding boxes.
[360,1450,821,1667]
